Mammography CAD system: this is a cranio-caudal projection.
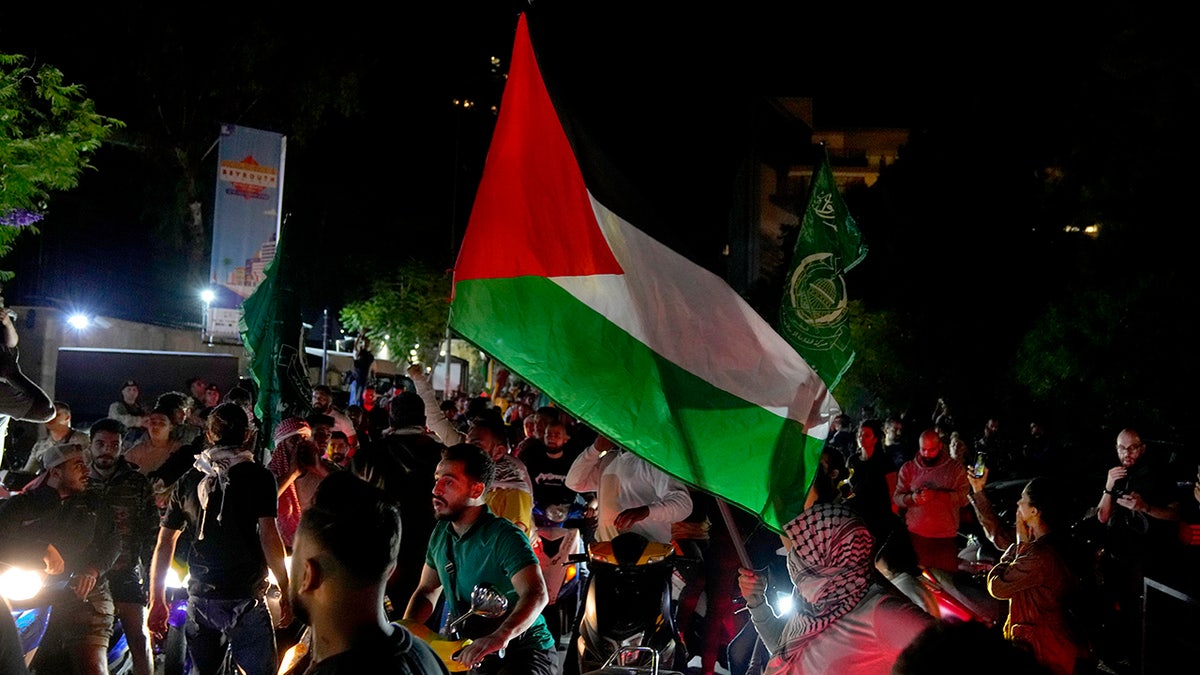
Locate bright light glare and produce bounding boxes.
[200,289,216,304]
[775,593,794,615]
[164,566,188,589]
[0,567,44,602]
[67,314,90,330]
[267,556,292,587]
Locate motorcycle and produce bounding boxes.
[532,501,587,646]
[386,583,508,673]
[0,563,133,674]
[156,560,192,675]
[573,532,686,675]
[914,563,1005,626]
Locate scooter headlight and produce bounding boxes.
[0,567,44,602]
[164,566,190,590]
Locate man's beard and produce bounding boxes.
[432,498,462,522]
[93,458,116,479]
[289,588,310,625]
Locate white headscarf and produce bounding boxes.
[193,445,254,539]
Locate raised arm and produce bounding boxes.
[409,363,465,445]
[565,436,614,493]
[966,467,1014,551]
[0,308,54,423]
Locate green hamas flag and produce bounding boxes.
[779,149,867,391]
[239,229,311,450]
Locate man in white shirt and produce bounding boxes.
[565,435,692,544]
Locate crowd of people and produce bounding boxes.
[1,301,1197,675]
[791,404,1199,675]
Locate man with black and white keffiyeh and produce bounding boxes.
[737,503,933,675]
[146,402,292,675]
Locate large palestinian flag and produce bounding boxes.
[451,14,836,531]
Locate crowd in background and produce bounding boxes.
[2,325,1199,675]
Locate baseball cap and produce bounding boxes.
[43,443,84,471]
[122,379,139,389]
[273,417,312,446]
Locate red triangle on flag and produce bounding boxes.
[453,14,624,285]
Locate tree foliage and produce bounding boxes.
[835,301,919,420]
[339,260,452,368]
[0,53,122,279]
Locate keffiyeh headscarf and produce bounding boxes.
[194,445,254,539]
[773,504,875,664]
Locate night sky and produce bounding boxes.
[2,3,1193,394]
[1,2,1018,319]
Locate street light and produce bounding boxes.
[67,313,90,330]
[200,288,215,345]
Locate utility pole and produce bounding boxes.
[321,308,330,385]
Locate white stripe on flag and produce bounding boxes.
[549,193,835,434]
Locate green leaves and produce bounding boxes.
[1,52,122,277]
[339,260,452,368]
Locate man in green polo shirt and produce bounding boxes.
[404,443,557,674]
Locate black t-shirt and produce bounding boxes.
[0,485,119,577]
[519,445,582,508]
[304,624,449,675]
[847,451,899,541]
[352,352,374,384]
[163,461,277,598]
[352,432,445,605]
[1107,458,1179,557]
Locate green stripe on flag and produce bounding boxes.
[453,276,823,531]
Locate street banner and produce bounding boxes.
[239,225,310,454]
[209,124,287,342]
[450,14,836,531]
[779,149,867,391]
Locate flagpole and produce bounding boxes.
[715,498,753,569]
[443,323,452,399]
